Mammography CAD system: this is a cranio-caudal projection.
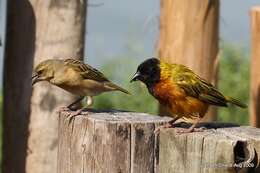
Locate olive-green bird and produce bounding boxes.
[32,58,130,118]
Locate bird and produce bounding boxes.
[32,58,130,120]
[130,58,247,133]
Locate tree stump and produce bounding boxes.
[57,110,171,173]
[159,125,260,173]
[57,111,260,173]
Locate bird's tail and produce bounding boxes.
[225,96,247,108]
[105,82,131,95]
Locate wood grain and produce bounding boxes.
[26,0,87,173]
[58,111,171,173]
[159,126,260,173]
[250,7,260,127]
[58,111,260,173]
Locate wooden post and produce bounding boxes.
[159,126,260,173]
[3,1,35,173]
[158,0,219,121]
[28,0,87,172]
[250,7,260,127]
[57,111,171,173]
[58,111,260,173]
[3,0,87,173]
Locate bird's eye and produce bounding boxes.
[37,70,43,75]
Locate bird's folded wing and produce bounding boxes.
[175,73,227,106]
[64,59,109,82]
[199,94,227,106]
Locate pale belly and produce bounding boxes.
[57,80,113,96]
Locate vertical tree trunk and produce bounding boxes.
[28,1,87,173]
[158,0,219,121]
[3,1,35,173]
[250,7,260,127]
[3,1,87,173]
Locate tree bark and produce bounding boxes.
[250,7,260,127]
[158,0,219,121]
[3,0,87,173]
[28,1,87,173]
[3,1,35,173]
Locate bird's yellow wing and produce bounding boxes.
[173,67,228,107]
[64,59,109,82]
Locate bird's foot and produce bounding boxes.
[176,127,206,134]
[66,108,89,123]
[56,106,72,115]
[154,122,176,134]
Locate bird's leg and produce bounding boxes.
[176,118,205,134]
[67,96,85,110]
[167,116,180,127]
[66,96,93,123]
[154,116,180,134]
[58,96,84,117]
[58,96,85,114]
[66,108,85,123]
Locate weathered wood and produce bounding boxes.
[250,7,260,127]
[57,111,171,173]
[58,111,260,173]
[159,125,260,173]
[158,0,219,121]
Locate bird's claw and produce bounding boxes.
[57,106,71,114]
[154,126,163,134]
[176,127,206,134]
[56,106,72,117]
[66,109,89,123]
[154,123,176,134]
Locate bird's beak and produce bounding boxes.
[32,72,40,86]
[130,71,141,82]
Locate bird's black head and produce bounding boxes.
[130,58,160,86]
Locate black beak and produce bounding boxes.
[32,72,40,86]
[130,71,141,82]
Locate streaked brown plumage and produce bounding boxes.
[131,58,247,133]
[32,58,130,118]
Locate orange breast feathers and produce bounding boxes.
[152,79,208,118]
